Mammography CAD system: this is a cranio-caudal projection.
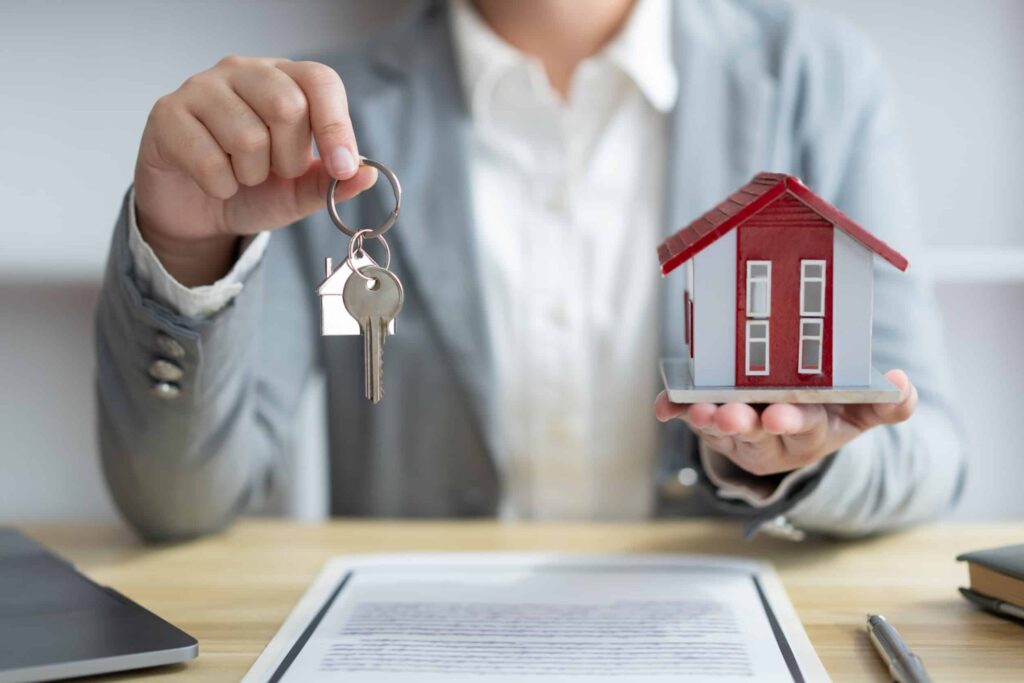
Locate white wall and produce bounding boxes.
[0,0,413,280]
[1,0,1022,522]
[809,0,1024,250]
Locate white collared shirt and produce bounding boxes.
[450,0,675,519]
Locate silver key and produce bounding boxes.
[316,252,396,336]
[342,265,404,403]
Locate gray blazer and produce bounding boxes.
[95,0,965,541]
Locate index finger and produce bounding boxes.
[275,60,359,180]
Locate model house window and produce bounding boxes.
[800,260,826,316]
[798,318,823,373]
[746,261,771,318]
[745,320,769,375]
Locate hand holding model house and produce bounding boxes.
[655,173,917,476]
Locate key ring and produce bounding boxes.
[327,157,402,238]
[347,228,391,283]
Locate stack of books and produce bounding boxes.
[959,543,1024,622]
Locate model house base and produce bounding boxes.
[660,358,900,404]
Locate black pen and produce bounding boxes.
[865,614,933,683]
[959,587,1024,622]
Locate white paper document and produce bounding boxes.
[245,554,828,682]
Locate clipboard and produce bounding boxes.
[244,553,829,683]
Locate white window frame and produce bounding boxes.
[745,260,772,318]
[797,317,824,374]
[745,320,770,376]
[799,260,827,317]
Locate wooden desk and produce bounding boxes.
[18,520,1024,682]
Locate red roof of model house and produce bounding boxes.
[657,173,909,276]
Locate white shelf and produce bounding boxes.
[923,247,1024,284]
[3,247,1024,285]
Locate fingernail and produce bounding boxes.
[329,147,358,179]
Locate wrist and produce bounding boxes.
[136,207,240,287]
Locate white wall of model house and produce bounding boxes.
[689,229,736,386]
[831,230,874,386]
[688,225,878,388]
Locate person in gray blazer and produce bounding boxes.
[95,0,964,542]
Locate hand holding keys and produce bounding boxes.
[317,158,405,404]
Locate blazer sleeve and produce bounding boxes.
[94,190,317,541]
[779,16,966,536]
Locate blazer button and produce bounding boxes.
[149,359,184,382]
[154,333,186,360]
[151,382,181,400]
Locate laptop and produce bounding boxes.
[0,528,197,683]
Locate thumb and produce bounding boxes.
[840,369,917,430]
[870,369,918,425]
[291,158,379,221]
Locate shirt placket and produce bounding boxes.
[519,86,590,520]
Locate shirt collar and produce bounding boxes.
[450,0,679,115]
[601,0,678,113]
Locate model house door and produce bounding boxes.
[735,215,833,387]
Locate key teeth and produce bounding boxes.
[367,322,386,404]
[371,363,382,403]
[374,326,385,403]
[363,319,372,401]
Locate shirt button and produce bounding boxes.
[155,333,186,360]
[149,359,184,383]
[151,382,181,400]
[548,302,569,328]
[545,187,570,213]
[549,417,573,443]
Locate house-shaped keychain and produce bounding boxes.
[657,172,908,404]
[316,253,397,336]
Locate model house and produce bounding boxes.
[657,172,908,402]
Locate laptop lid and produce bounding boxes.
[0,528,197,683]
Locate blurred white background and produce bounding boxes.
[1,1,1022,524]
